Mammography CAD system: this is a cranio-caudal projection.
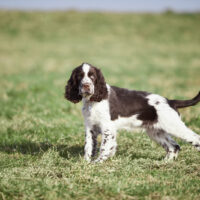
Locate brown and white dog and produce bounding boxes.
[65,63,200,163]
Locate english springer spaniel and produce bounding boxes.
[65,63,200,163]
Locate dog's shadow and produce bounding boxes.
[0,141,52,155]
[56,144,84,159]
[0,140,84,159]
[0,140,161,161]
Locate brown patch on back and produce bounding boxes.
[109,86,158,124]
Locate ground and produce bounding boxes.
[0,11,200,200]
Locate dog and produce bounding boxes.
[65,63,200,163]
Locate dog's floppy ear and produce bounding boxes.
[65,67,82,103]
[90,67,108,102]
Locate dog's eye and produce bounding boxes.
[77,73,84,80]
[88,73,94,80]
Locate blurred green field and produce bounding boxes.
[0,11,200,200]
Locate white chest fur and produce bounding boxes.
[82,99,110,127]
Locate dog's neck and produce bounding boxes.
[82,97,95,110]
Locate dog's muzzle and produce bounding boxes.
[79,83,93,96]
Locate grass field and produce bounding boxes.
[0,11,200,200]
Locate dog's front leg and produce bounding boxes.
[84,127,97,162]
[93,128,117,163]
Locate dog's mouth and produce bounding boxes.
[79,88,93,97]
[79,83,94,98]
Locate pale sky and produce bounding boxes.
[0,0,200,12]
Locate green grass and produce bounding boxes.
[0,11,200,200]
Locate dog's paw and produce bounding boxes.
[91,158,104,164]
[164,152,178,161]
[84,155,91,163]
[194,144,200,151]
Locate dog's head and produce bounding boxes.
[65,63,108,103]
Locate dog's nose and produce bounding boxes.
[82,83,90,90]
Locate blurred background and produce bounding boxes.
[0,1,200,199]
[1,0,200,12]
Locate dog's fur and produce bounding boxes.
[65,63,200,163]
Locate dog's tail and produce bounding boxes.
[169,91,200,109]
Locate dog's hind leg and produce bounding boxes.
[155,106,200,151]
[146,128,181,160]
